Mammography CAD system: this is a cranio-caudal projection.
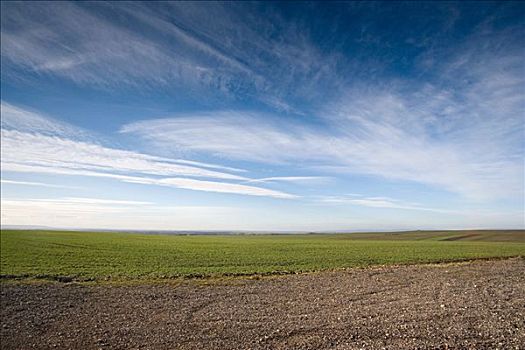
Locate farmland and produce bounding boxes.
[2,229,525,349]
[1,229,524,282]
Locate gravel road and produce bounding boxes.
[1,258,524,349]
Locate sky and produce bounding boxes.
[1,1,524,231]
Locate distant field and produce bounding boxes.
[1,230,524,282]
[330,229,525,242]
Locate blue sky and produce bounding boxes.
[1,1,524,231]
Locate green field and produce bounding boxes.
[1,230,524,282]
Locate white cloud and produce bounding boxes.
[120,112,329,164]
[1,129,247,181]
[40,197,154,205]
[246,176,330,184]
[1,2,180,87]
[158,178,295,198]
[0,101,248,176]
[0,101,252,181]
[0,2,330,111]
[121,101,523,200]
[317,195,449,213]
[1,102,87,138]
[117,11,524,201]
[0,179,78,189]
[160,159,246,174]
[0,103,299,199]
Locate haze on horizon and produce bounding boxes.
[1,1,524,231]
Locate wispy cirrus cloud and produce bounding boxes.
[1,101,246,175]
[1,129,248,181]
[246,176,330,184]
[44,197,153,205]
[1,162,293,199]
[120,112,328,164]
[0,2,337,112]
[121,20,525,201]
[1,102,89,139]
[121,95,523,200]
[0,179,78,190]
[0,103,297,199]
[316,195,447,213]
[1,2,181,87]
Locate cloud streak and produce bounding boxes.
[1,103,296,199]
[121,22,524,201]
[316,195,451,213]
[0,2,334,111]
[246,176,330,184]
[0,179,78,189]
[121,95,523,200]
[1,102,89,139]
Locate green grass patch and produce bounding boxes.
[1,230,524,282]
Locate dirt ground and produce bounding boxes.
[1,258,524,350]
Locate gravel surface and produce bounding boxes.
[1,258,524,350]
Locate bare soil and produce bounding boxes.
[1,258,524,350]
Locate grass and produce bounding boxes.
[1,230,524,282]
